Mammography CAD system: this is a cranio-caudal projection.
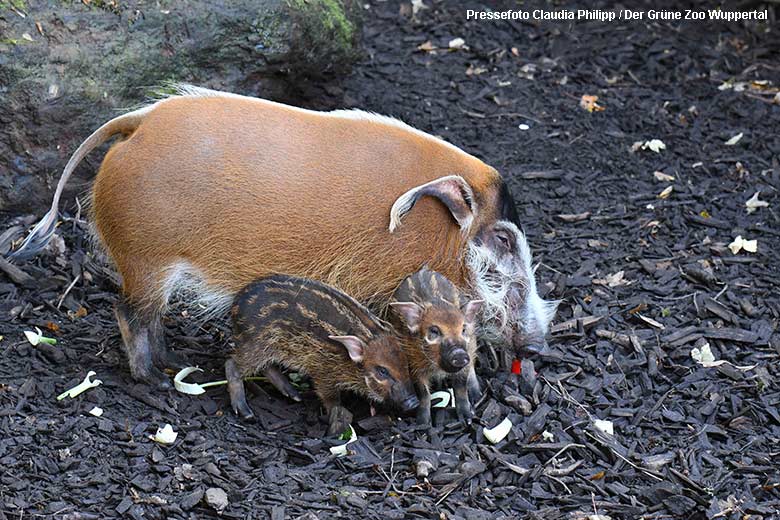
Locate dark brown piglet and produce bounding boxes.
[227,275,419,435]
[390,267,483,425]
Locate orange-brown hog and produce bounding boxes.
[10,85,558,389]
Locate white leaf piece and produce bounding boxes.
[700,360,757,371]
[653,171,675,182]
[431,389,455,408]
[483,417,512,444]
[153,424,178,445]
[691,343,716,364]
[658,185,673,199]
[329,425,358,457]
[411,0,428,15]
[728,236,744,254]
[174,366,207,395]
[448,37,466,49]
[593,419,614,436]
[57,371,102,401]
[541,430,554,441]
[728,236,757,254]
[745,191,769,214]
[24,327,57,346]
[725,132,743,146]
[89,407,104,417]
[644,139,666,153]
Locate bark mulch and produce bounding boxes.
[1,1,779,518]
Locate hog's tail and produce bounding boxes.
[8,106,150,260]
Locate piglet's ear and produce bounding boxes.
[389,302,423,334]
[389,175,475,233]
[329,335,365,363]
[461,299,484,325]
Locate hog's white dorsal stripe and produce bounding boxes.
[161,84,471,159]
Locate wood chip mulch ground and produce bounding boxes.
[1,1,779,518]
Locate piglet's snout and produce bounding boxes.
[441,341,470,372]
[448,349,469,369]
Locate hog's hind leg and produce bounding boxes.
[115,299,171,390]
[148,317,190,371]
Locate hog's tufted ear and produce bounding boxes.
[388,175,475,233]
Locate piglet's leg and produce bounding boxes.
[415,380,432,426]
[467,365,481,404]
[318,387,353,437]
[226,358,254,420]
[452,371,474,425]
[263,365,302,402]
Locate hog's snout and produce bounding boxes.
[401,395,420,412]
[513,334,549,356]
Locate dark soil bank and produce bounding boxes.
[1,1,779,519]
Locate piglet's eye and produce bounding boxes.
[427,326,441,340]
[375,366,390,379]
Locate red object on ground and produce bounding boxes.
[511,359,522,374]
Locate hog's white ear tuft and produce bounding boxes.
[461,299,484,325]
[388,302,423,334]
[388,175,475,233]
[329,335,366,363]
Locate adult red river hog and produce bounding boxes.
[10,85,559,389]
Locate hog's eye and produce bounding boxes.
[496,231,511,249]
[375,366,390,380]
[427,326,441,340]
[462,323,468,335]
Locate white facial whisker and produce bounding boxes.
[465,221,558,345]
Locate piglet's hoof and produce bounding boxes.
[232,401,255,421]
[456,404,474,427]
[327,406,354,437]
[416,407,432,427]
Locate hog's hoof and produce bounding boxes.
[154,348,191,370]
[327,406,354,437]
[137,366,173,391]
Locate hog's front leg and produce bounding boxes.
[452,371,473,425]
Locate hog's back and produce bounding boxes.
[91,94,491,304]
